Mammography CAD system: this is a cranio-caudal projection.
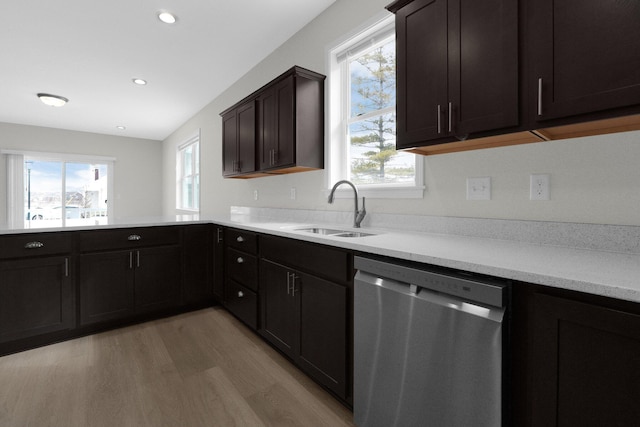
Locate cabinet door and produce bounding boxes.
[237,102,256,174]
[274,76,295,167]
[183,225,213,305]
[80,251,135,325]
[135,246,182,313]
[258,76,295,170]
[260,259,298,357]
[395,0,449,147]
[222,109,238,176]
[531,293,640,426]
[298,271,347,399]
[258,86,277,170]
[0,256,74,343]
[213,226,225,301]
[450,0,518,136]
[531,0,640,122]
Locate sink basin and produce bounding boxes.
[294,227,377,238]
[333,231,375,238]
[296,227,345,235]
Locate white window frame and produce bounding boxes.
[326,13,424,199]
[176,130,200,212]
[2,149,115,229]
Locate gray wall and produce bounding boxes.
[0,122,163,226]
[161,0,639,227]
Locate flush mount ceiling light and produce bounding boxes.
[132,78,147,85]
[116,126,127,130]
[37,93,68,107]
[157,11,177,24]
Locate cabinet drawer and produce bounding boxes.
[226,228,258,254]
[226,248,258,291]
[261,235,352,284]
[0,232,72,259]
[225,280,258,329]
[79,226,180,252]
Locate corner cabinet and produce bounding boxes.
[388,0,519,148]
[220,66,325,178]
[259,235,352,402]
[183,224,214,305]
[529,0,640,125]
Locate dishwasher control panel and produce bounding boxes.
[354,256,507,308]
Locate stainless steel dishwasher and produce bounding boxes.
[354,255,508,427]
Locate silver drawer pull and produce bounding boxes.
[24,241,44,249]
[127,234,141,241]
[236,257,244,264]
[237,291,244,298]
[236,236,244,243]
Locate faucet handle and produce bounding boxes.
[355,197,367,228]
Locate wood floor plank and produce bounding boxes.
[0,307,355,427]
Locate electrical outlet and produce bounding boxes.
[530,174,550,200]
[253,189,259,201]
[290,187,296,200]
[467,177,491,200]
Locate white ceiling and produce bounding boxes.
[0,0,336,141]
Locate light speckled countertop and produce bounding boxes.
[3,208,640,303]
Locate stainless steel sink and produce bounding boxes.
[296,227,345,235]
[333,231,375,238]
[294,227,377,238]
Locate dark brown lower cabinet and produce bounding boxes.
[260,258,347,399]
[213,226,225,301]
[183,224,213,305]
[79,246,181,326]
[513,284,640,427]
[0,256,74,344]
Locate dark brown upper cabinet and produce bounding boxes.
[220,66,325,179]
[388,0,640,156]
[388,0,519,149]
[222,101,256,177]
[529,0,640,126]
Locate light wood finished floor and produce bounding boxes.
[0,307,355,427]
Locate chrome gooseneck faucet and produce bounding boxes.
[328,180,366,228]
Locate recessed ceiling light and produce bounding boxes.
[158,11,177,24]
[116,126,126,130]
[37,93,68,107]
[132,78,147,85]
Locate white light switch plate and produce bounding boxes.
[467,177,491,200]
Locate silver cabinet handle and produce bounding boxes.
[24,241,44,249]
[537,77,543,116]
[237,291,244,298]
[236,236,244,243]
[291,274,298,297]
[127,234,141,241]
[448,102,453,133]
[129,251,133,269]
[137,250,140,268]
[236,257,244,264]
[65,258,69,277]
[437,104,442,134]
[286,272,298,297]
[216,228,223,243]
